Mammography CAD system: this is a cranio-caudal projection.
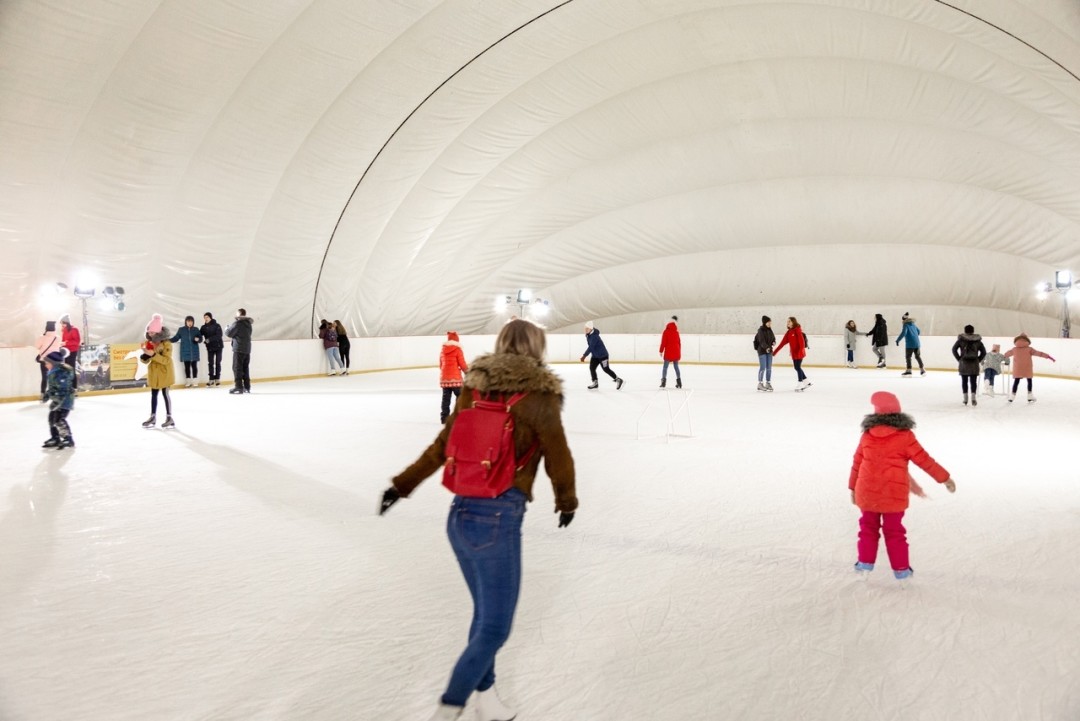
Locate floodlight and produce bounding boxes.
[114,286,125,295]
[516,289,532,304]
[54,282,68,294]
[103,286,116,297]
[1055,270,1072,289]
[73,286,95,299]
[116,300,125,311]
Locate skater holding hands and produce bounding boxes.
[849,391,955,580]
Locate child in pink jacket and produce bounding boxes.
[1004,333,1055,403]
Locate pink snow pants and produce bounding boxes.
[857,511,909,571]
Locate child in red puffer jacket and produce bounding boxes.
[848,391,956,580]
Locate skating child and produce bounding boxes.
[848,391,955,579]
[439,331,468,424]
[140,314,176,428]
[1004,333,1055,403]
[981,344,1008,397]
[42,349,76,449]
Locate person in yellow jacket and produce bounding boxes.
[140,313,176,429]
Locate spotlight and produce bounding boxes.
[516,289,532,304]
[103,286,116,297]
[73,286,95,299]
[114,286,125,295]
[1055,270,1073,289]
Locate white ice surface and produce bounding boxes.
[1,365,1079,721]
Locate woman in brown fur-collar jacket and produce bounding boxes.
[379,319,577,721]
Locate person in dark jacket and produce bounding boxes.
[951,324,987,407]
[42,349,76,449]
[580,321,623,390]
[318,319,344,375]
[334,320,351,374]
[378,318,577,721]
[225,309,254,394]
[866,314,888,368]
[754,316,776,391]
[199,312,224,386]
[170,316,203,387]
[894,313,925,377]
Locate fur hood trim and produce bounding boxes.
[465,353,563,395]
[957,332,982,342]
[861,412,916,433]
[442,340,461,349]
[149,327,171,344]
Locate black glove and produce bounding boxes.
[379,487,400,515]
[557,510,574,528]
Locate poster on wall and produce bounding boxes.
[109,343,148,389]
[76,344,113,391]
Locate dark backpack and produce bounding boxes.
[962,342,979,360]
[442,391,538,498]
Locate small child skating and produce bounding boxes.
[981,344,1008,397]
[848,392,955,580]
[439,331,468,424]
[1004,333,1055,403]
[580,321,623,390]
[42,349,76,449]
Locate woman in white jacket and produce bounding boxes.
[844,320,859,368]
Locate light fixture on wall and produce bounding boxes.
[1036,270,1074,338]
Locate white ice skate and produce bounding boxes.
[475,687,517,721]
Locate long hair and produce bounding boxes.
[495,318,546,360]
[333,320,348,337]
[788,316,800,328]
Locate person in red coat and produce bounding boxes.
[58,314,82,390]
[439,331,469,424]
[848,391,956,580]
[658,315,682,389]
[773,316,811,391]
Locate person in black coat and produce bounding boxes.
[866,314,888,368]
[199,312,225,386]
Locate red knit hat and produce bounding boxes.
[871,391,901,415]
[447,331,459,342]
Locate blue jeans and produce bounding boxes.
[662,359,680,380]
[758,353,772,382]
[441,488,527,707]
[846,348,854,363]
[324,346,342,371]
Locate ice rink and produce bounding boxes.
[1,363,1078,721]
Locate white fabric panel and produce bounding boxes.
[2,0,1080,348]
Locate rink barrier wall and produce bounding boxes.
[2,333,1078,402]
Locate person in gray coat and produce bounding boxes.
[951,324,986,407]
[225,309,254,394]
[843,320,859,368]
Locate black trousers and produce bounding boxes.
[960,374,978,393]
[589,357,618,382]
[904,347,924,370]
[48,408,71,440]
[151,387,172,415]
[206,348,222,380]
[1011,377,1033,393]
[339,339,351,368]
[183,360,198,379]
[441,387,461,423]
[233,351,251,390]
[65,356,78,389]
[39,361,48,394]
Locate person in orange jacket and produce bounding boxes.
[848,391,955,580]
[658,315,682,389]
[1004,333,1055,403]
[773,317,811,391]
[439,331,468,423]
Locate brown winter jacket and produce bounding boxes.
[392,352,578,513]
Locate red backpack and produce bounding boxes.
[442,391,538,498]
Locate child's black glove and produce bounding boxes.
[379,487,400,515]
[556,510,574,528]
